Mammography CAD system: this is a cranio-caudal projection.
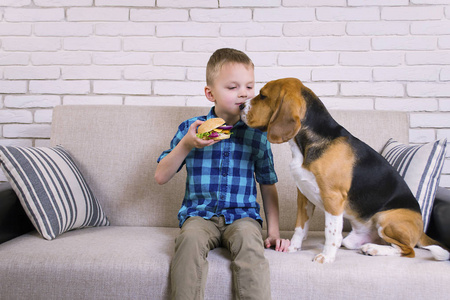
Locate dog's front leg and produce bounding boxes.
[314,211,344,263]
[288,189,315,253]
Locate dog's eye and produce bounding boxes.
[259,93,267,100]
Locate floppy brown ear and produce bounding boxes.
[267,93,304,144]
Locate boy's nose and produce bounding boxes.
[238,87,248,98]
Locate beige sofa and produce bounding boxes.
[0,105,449,299]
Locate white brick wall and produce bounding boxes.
[0,1,450,187]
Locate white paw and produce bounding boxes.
[360,243,401,257]
[360,243,378,256]
[287,245,299,253]
[313,253,335,264]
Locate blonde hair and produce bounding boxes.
[206,48,254,86]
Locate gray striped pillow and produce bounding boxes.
[381,139,447,231]
[0,146,109,240]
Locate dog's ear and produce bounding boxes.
[267,91,305,144]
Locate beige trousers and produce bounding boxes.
[170,216,271,300]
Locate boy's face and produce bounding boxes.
[205,62,255,122]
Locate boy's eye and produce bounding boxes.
[228,87,236,90]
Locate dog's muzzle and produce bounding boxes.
[239,101,249,125]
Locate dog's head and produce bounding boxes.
[240,78,307,144]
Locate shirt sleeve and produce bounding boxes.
[254,133,278,185]
[156,120,190,172]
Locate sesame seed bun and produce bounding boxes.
[197,118,231,140]
[197,118,226,134]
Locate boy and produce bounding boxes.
[155,48,289,300]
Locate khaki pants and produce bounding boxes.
[170,216,271,300]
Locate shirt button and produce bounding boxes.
[222,172,227,177]
[224,152,229,157]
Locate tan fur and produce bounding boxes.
[373,209,423,257]
[242,77,449,262]
[295,189,310,229]
[244,78,306,143]
[307,138,355,216]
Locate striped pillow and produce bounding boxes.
[0,146,109,240]
[381,139,447,231]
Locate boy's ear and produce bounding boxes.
[205,86,215,103]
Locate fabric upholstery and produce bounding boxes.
[50,106,409,231]
[0,227,448,300]
[0,105,447,300]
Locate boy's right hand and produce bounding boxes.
[183,120,219,149]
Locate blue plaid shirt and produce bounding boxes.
[157,108,278,228]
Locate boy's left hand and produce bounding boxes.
[264,236,290,252]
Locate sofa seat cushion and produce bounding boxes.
[1,227,449,300]
[0,226,175,300]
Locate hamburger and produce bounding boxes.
[196,118,233,140]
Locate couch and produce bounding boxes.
[0,105,449,300]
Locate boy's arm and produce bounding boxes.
[260,183,290,252]
[155,120,217,185]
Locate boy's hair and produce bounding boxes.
[206,48,254,86]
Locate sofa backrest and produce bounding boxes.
[51,105,408,231]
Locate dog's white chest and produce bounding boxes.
[288,140,324,210]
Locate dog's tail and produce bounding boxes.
[417,233,450,261]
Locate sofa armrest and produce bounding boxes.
[0,182,34,244]
[426,186,450,249]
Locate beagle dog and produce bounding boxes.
[240,78,449,263]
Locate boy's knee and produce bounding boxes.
[175,218,220,254]
[226,218,264,253]
[176,227,207,252]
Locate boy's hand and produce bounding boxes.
[264,236,290,252]
[183,120,219,149]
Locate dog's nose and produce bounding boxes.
[239,103,245,111]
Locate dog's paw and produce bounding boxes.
[360,243,378,256]
[287,245,299,253]
[313,253,335,264]
[360,243,401,257]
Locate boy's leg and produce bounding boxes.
[222,217,271,300]
[171,216,221,300]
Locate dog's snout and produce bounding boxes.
[239,103,245,111]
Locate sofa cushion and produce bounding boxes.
[381,139,447,231]
[0,146,109,240]
[0,227,448,300]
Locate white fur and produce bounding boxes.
[288,200,314,253]
[242,103,449,262]
[239,100,250,124]
[288,140,346,263]
[361,243,402,257]
[420,245,450,261]
[314,212,344,263]
[342,229,375,250]
[288,140,323,211]
[342,217,378,250]
[288,226,308,253]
